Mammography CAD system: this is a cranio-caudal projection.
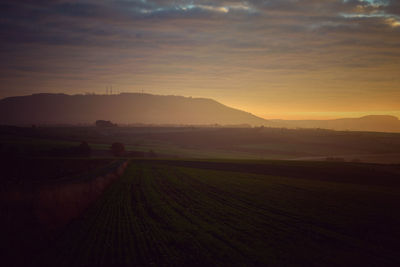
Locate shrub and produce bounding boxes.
[76,141,91,157]
[111,142,125,157]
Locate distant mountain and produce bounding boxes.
[0,93,269,126]
[272,115,400,133]
[1,93,399,132]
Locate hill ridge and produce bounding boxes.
[0,93,268,126]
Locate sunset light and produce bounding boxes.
[1,0,399,119]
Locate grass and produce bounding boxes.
[36,160,400,266]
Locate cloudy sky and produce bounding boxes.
[1,0,399,119]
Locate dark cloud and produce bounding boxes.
[1,0,398,55]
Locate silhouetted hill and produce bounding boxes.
[272,115,400,133]
[0,93,269,126]
[1,93,399,132]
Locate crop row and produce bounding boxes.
[35,161,400,266]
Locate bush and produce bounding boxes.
[76,141,91,157]
[148,150,157,158]
[111,142,125,157]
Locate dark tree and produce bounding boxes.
[148,150,157,158]
[111,142,125,157]
[77,141,91,156]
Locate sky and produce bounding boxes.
[0,0,399,119]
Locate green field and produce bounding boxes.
[36,160,400,267]
[3,125,400,163]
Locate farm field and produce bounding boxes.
[3,125,400,163]
[0,158,127,267]
[35,160,400,267]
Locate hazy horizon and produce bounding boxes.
[2,92,400,135]
[2,91,400,122]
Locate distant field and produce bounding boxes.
[36,160,400,266]
[2,125,400,162]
